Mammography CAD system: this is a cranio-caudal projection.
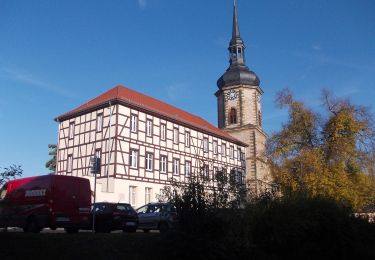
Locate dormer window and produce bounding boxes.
[229,108,237,124]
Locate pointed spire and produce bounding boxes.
[217,0,260,89]
[232,0,240,39]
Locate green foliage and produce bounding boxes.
[0,165,23,186]
[268,88,375,210]
[45,144,57,172]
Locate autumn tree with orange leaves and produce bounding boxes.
[267,88,375,210]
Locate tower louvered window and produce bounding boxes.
[229,108,237,124]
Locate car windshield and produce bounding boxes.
[146,204,161,213]
[136,205,148,214]
[94,204,113,213]
[116,204,132,212]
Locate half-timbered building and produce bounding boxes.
[55,86,247,208]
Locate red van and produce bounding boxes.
[0,174,91,233]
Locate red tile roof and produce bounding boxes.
[56,85,246,146]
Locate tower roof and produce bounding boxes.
[217,0,260,89]
[55,85,247,146]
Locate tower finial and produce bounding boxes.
[232,0,240,39]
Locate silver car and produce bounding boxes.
[136,203,178,233]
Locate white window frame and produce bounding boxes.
[213,141,218,155]
[146,120,153,137]
[160,155,167,173]
[145,187,152,204]
[96,113,103,132]
[173,158,179,175]
[185,131,190,147]
[173,128,179,144]
[185,161,191,177]
[160,124,166,140]
[130,149,138,169]
[145,152,153,171]
[130,114,138,132]
[222,143,226,157]
[69,122,75,139]
[67,154,73,173]
[230,145,234,159]
[203,138,208,153]
[129,186,136,206]
[203,164,209,179]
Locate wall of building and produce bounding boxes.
[57,103,246,208]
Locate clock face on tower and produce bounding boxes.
[225,89,238,101]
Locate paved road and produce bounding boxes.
[0,227,159,233]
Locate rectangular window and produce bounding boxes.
[173,158,180,175]
[67,154,73,173]
[185,131,190,147]
[236,171,244,185]
[145,153,153,171]
[129,186,136,206]
[203,164,209,180]
[238,148,242,160]
[146,120,153,137]
[160,155,167,173]
[160,124,166,140]
[213,141,218,155]
[230,145,234,159]
[203,138,208,153]
[96,113,103,132]
[173,128,179,144]
[222,143,226,157]
[130,114,138,132]
[129,149,138,168]
[213,166,218,180]
[145,187,152,204]
[69,122,75,139]
[232,169,244,185]
[185,161,191,177]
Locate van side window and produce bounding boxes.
[0,185,7,200]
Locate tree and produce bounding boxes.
[0,165,23,186]
[267,88,375,210]
[45,144,57,172]
[162,165,247,236]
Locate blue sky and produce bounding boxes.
[0,0,374,177]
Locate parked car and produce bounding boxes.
[0,175,91,233]
[92,202,138,233]
[136,202,178,233]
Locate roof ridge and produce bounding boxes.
[56,85,246,146]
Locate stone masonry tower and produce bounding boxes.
[215,0,272,195]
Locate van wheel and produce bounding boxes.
[24,217,41,233]
[65,227,79,234]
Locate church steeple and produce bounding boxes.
[217,0,260,89]
[229,0,245,66]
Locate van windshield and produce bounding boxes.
[0,185,7,200]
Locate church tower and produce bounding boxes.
[216,0,272,195]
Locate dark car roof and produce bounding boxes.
[93,202,131,205]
